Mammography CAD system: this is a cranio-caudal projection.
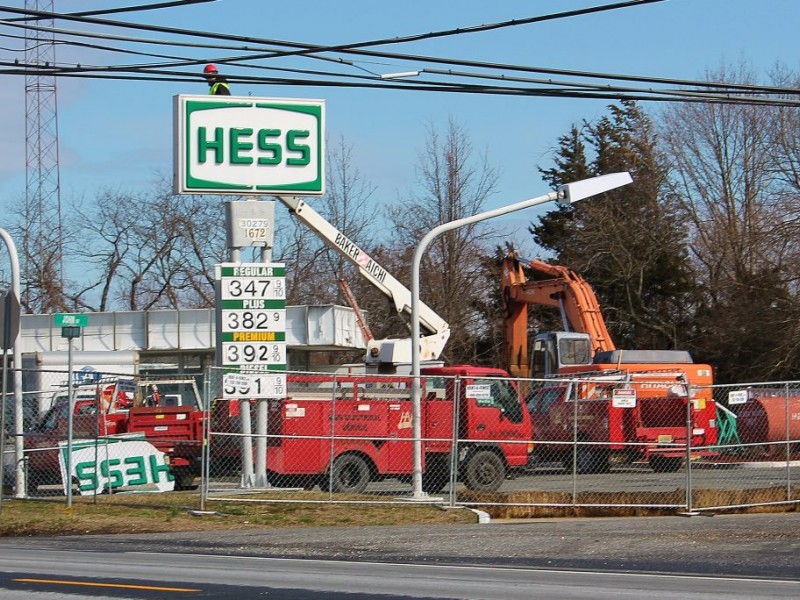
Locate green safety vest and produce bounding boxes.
[209,81,230,95]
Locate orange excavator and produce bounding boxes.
[500,251,718,472]
[501,252,614,379]
[500,251,713,382]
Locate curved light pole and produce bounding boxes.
[0,228,24,500]
[409,173,633,498]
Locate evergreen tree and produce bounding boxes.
[530,101,698,351]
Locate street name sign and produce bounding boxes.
[174,95,325,195]
[54,313,88,327]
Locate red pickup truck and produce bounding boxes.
[23,378,205,495]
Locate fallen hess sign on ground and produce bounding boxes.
[58,434,175,495]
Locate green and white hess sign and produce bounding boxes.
[173,95,325,195]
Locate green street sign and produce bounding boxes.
[54,313,88,327]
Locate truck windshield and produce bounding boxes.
[37,402,69,431]
[473,378,523,423]
[559,338,592,366]
[527,387,563,415]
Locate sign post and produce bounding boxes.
[54,313,88,508]
[215,264,286,488]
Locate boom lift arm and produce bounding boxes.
[278,196,450,364]
[501,251,615,377]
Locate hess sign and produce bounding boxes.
[173,95,325,195]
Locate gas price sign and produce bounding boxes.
[222,371,286,399]
[215,263,287,398]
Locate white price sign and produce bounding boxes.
[222,309,285,331]
[238,218,271,242]
[221,277,285,300]
[222,342,286,366]
[216,263,287,398]
[223,372,286,399]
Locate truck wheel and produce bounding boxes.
[173,470,197,490]
[574,446,610,474]
[463,450,505,492]
[327,454,370,494]
[649,456,683,473]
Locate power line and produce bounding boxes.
[2,2,798,106]
[4,62,799,107]
[4,0,218,22]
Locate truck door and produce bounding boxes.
[527,385,568,444]
[461,378,528,463]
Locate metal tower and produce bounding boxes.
[24,0,64,312]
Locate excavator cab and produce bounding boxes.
[531,331,593,378]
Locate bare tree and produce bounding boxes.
[389,118,501,364]
[661,64,800,381]
[73,183,227,311]
[7,197,69,313]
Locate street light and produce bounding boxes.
[408,172,634,498]
[0,228,23,505]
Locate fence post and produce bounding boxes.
[200,367,212,511]
[571,379,578,505]
[448,376,461,508]
[786,382,791,502]
[682,375,697,515]
[326,373,337,498]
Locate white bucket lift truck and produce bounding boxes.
[277,196,450,372]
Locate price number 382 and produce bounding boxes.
[226,311,282,330]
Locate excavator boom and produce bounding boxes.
[501,252,614,377]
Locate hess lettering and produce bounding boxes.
[197,127,311,166]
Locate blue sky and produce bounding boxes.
[1,0,798,255]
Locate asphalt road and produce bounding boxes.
[3,512,800,580]
[0,549,797,600]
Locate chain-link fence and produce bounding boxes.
[3,366,798,516]
[3,369,206,498]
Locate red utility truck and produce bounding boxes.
[248,365,533,493]
[23,378,205,494]
[526,369,717,473]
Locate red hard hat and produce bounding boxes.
[203,64,218,74]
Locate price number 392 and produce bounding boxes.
[225,343,284,364]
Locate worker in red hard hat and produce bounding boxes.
[203,63,231,95]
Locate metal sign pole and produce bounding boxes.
[0,325,8,513]
[58,325,82,508]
